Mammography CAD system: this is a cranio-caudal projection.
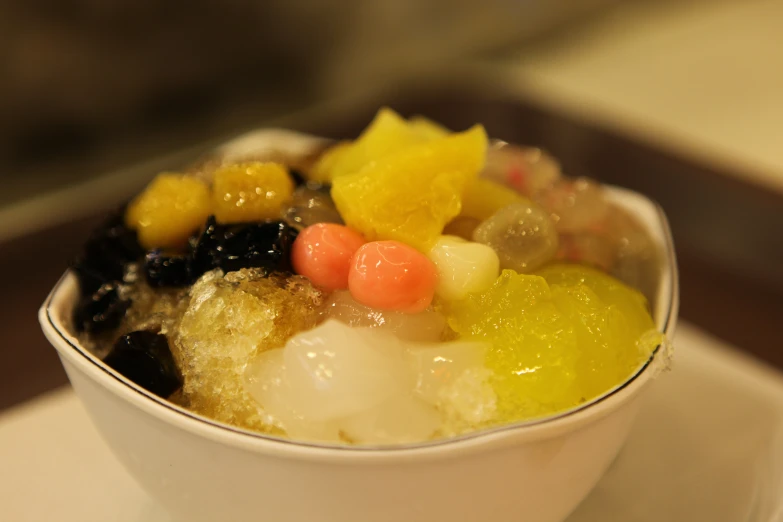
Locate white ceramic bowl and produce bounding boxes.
[39,132,678,522]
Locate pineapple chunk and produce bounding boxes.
[308,141,351,184]
[331,125,488,252]
[310,108,429,182]
[212,162,293,224]
[408,116,449,140]
[126,173,211,250]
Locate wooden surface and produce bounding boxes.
[2,89,782,412]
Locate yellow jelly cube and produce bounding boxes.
[212,162,294,224]
[126,173,211,250]
[461,178,524,221]
[331,125,488,252]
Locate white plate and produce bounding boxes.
[2,322,782,522]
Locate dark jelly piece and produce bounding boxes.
[190,216,222,276]
[72,211,143,296]
[71,262,112,299]
[87,211,144,261]
[103,331,181,397]
[145,251,192,287]
[191,217,297,276]
[187,229,201,253]
[289,168,307,187]
[73,282,130,333]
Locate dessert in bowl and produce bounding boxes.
[40,109,677,522]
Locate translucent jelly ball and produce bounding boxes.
[472,201,558,273]
[427,236,499,301]
[244,348,341,442]
[283,184,344,230]
[278,321,412,422]
[323,290,446,342]
[481,143,562,197]
[608,208,661,306]
[555,232,616,272]
[244,320,438,444]
[537,177,609,233]
[244,320,494,444]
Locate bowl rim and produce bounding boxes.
[38,168,678,461]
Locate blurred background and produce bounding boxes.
[1,0,782,409]
[0,0,617,209]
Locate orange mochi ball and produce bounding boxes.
[292,224,365,291]
[348,241,437,313]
